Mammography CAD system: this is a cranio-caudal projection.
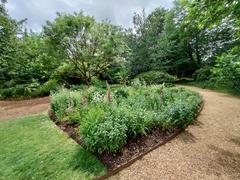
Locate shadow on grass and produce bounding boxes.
[68,147,106,177]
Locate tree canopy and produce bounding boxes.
[0,0,239,98]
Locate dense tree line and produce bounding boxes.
[0,0,239,98]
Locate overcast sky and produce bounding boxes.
[6,0,174,32]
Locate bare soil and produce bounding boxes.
[109,86,240,180]
[0,97,50,120]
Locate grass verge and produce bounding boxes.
[0,114,106,180]
[178,81,240,96]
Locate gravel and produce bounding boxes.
[109,86,240,180]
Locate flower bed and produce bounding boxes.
[49,85,203,170]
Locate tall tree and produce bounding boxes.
[44,12,127,84]
[0,1,25,87]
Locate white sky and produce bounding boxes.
[6,0,174,32]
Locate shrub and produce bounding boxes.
[162,101,194,129]
[194,66,212,82]
[50,86,202,153]
[0,83,40,99]
[0,88,14,99]
[133,71,175,85]
[52,63,85,86]
[119,108,152,136]
[113,88,129,99]
[212,47,240,90]
[80,110,127,154]
[51,89,83,121]
[34,79,59,96]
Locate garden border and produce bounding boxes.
[96,101,204,180]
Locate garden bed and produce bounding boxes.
[49,85,203,176]
[55,120,180,170]
[50,101,203,177]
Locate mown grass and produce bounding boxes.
[0,114,106,180]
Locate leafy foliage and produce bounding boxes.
[133,71,175,85]
[194,66,212,82]
[43,12,128,85]
[51,86,202,153]
[1,0,239,98]
[212,47,240,89]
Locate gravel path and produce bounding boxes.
[0,97,50,121]
[110,86,240,180]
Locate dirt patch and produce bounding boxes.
[0,97,50,120]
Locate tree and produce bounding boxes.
[129,8,167,76]
[177,0,239,66]
[0,1,25,87]
[44,12,127,85]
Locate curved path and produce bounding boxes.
[0,97,50,121]
[110,86,240,180]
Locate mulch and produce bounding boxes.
[51,113,180,171]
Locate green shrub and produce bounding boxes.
[113,88,129,98]
[91,77,106,89]
[52,63,85,86]
[212,47,240,90]
[162,101,194,129]
[0,83,40,99]
[119,108,152,136]
[51,89,83,121]
[194,66,212,82]
[51,86,202,154]
[34,79,59,96]
[133,71,175,85]
[80,110,127,154]
[0,88,14,99]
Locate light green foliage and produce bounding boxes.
[133,71,175,85]
[51,89,83,121]
[212,47,240,89]
[0,114,106,180]
[80,109,128,154]
[44,12,128,85]
[51,86,202,154]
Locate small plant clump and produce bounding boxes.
[51,85,202,154]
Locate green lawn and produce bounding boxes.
[0,114,106,180]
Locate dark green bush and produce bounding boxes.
[162,101,194,129]
[52,63,85,86]
[113,88,129,98]
[212,47,240,90]
[133,71,175,85]
[0,83,40,99]
[34,79,59,96]
[0,88,14,99]
[194,66,212,82]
